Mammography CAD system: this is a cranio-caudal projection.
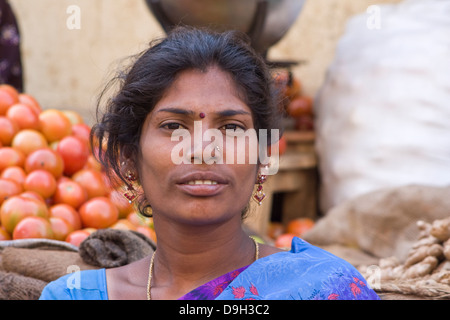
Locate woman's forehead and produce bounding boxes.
[152,67,251,115]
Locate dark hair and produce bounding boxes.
[91,26,283,216]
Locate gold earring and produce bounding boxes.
[252,173,267,206]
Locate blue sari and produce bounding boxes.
[39,237,379,300]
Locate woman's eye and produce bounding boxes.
[221,124,245,132]
[162,123,184,130]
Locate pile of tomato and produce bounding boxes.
[273,70,314,132]
[0,84,156,246]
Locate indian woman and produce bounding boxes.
[40,27,379,300]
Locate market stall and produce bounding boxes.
[1,0,449,300]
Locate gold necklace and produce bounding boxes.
[146,236,259,300]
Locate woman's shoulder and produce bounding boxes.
[39,268,108,300]
[262,237,359,270]
[217,237,380,300]
[289,236,356,264]
[271,237,380,299]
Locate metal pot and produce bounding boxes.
[145,0,305,54]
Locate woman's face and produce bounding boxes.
[138,66,258,226]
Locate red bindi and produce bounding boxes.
[199,112,206,119]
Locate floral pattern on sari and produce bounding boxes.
[178,265,249,300]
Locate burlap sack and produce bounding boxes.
[303,184,450,261]
[79,229,155,268]
[1,247,97,282]
[0,271,48,300]
[0,238,78,251]
[314,0,450,213]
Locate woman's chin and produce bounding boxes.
[158,202,236,227]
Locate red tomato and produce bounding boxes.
[53,179,88,209]
[110,219,137,231]
[0,166,27,185]
[0,178,23,205]
[6,103,40,130]
[286,217,315,237]
[286,96,313,118]
[83,154,102,172]
[49,216,74,241]
[23,169,57,199]
[20,190,45,203]
[18,93,42,115]
[62,110,84,125]
[57,136,89,176]
[39,109,72,143]
[12,216,54,240]
[72,169,107,199]
[71,123,91,145]
[83,228,97,235]
[286,96,313,117]
[79,197,119,229]
[136,226,157,243]
[294,114,315,131]
[0,84,19,115]
[127,211,153,228]
[65,229,90,247]
[11,129,48,156]
[0,226,11,241]
[0,116,19,146]
[49,203,82,230]
[0,195,49,234]
[275,233,296,249]
[25,147,64,178]
[0,147,25,172]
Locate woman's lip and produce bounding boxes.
[175,171,229,196]
[176,171,229,185]
[176,183,227,197]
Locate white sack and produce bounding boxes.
[315,0,450,213]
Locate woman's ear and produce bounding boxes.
[119,158,140,204]
[120,158,136,180]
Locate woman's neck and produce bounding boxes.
[150,215,256,299]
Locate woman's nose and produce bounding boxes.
[189,121,223,164]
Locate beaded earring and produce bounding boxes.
[123,170,138,204]
[252,173,267,206]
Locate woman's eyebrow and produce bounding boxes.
[157,108,251,117]
[217,109,252,117]
[157,108,195,115]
